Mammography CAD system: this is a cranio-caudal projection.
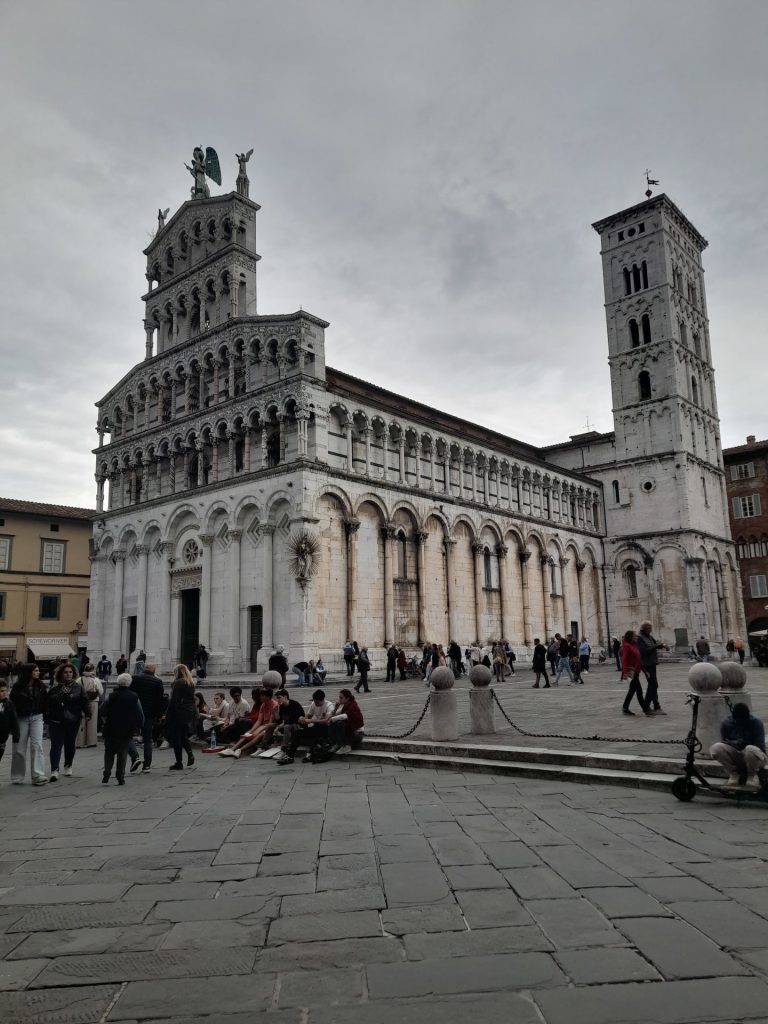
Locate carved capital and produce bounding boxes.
[259,524,276,537]
[382,522,397,540]
[496,543,508,558]
[199,533,215,547]
[472,541,485,555]
[113,550,127,562]
[575,559,586,572]
[135,544,150,557]
[228,529,243,542]
[559,556,569,568]
[344,517,361,536]
[519,550,531,563]
[416,530,429,544]
[158,542,175,555]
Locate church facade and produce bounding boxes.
[86,160,744,673]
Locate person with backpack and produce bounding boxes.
[96,655,112,682]
[355,647,371,693]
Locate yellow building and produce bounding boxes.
[0,498,94,664]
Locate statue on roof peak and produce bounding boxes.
[185,146,222,199]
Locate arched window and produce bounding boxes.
[625,565,638,599]
[641,261,648,289]
[483,548,493,589]
[632,264,641,292]
[638,371,652,401]
[612,480,620,503]
[629,319,640,347]
[623,267,631,296]
[691,376,699,405]
[641,314,652,344]
[397,531,407,578]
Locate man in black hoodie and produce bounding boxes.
[127,663,165,773]
[102,673,144,785]
[0,679,20,770]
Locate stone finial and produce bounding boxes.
[719,662,747,691]
[469,664,492,688]
[688,662,723,693]
[261,670,283,689]
[429,666,455,691]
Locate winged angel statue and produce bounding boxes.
[185,146,222,199]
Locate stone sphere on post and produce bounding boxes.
[469,664,492,688]
[429,666,455,691]
[261,670,284,689]
[687,663,723,693]
[719,662,747,691]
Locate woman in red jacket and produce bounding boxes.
[621,629,650,716]
[328,689,364,755]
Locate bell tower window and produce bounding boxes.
[641,314,652,344]
[638,371,652,401]
[629,319,640,348]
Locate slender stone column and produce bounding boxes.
[382,431,389,481]
[261,525,275,649]
[472,541,485,644]
[141,461,149,502]
[229,530,243,656]
[363,429,371,476]
[198,367,205,408]
[144,321,153,359]
[277,414,286,463]
[244,429,251,472]
[228,431,236,477]
[520,551,533,645]
[430,447,436,491]
[158,543,174,665]
[541,556,553,637]
[416,530,428,644]
[196,441,205,486]
[470,457,477,501]
[199,534,214,648]
[95,474,105,513]
[445,538,459,642]
[228,359,236,399]
[88,553,106,661]
[398,438,405,483]
[97,428,104,449]
[483,466,489,505]
[413,441,422,489]
[497,544,513,640]
[261,426,268,469]
[707,560,723,641]
[169,452,177,493]
[143,392,151,429]
[592,562,605,647]
[575,559,586,637]
[297,412,309,458]
[111,551,125,657]
[345,518,360,642]
[383,524,395,645]
[560,557,571,633]
[135,545,149,652]
[211,441,219,483]
[345,421,354,472]
[212,361,220,404]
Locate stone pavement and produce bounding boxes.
[205,661,768,756]
[2,742,768,1023]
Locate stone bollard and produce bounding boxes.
[468,664,495,734]
[719,662,752,712]
[261,670,283,689]
[429,667,459,741]
[688,662,725,754]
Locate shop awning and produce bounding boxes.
[27,637,74,658]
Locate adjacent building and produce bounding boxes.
[85,158,744,674]
[0,498,93,664]
[723,436,768,645]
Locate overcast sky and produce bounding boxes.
[1,0,766,508]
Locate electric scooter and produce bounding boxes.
[672,693,768,804]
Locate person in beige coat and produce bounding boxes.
[77,664,103,748]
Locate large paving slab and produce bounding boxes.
[2,712,768,1024]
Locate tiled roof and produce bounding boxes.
[723,439,768,457]
[0,497,95,521]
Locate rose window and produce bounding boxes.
[182,539,200,564]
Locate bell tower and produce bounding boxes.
[592,192,724,534]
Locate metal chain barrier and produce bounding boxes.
[368,694,431,739]
[490,689,685,746]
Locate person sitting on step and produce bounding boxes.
[710,702,767,788]
[219,687,278,759]
[275,689,335,765]
[218,687,252,744]
[327,688,364,755]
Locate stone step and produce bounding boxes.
[348,748,679,790]
[349,737,727,790]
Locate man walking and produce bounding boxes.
[554,633,576,685]
[102,674,144,786]
[695,636,711,662]
[386,644,398,683]
[343,640,355,677]
[128,662,165,773]
[97,655,112,682]
[637,621,666,714]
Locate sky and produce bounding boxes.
[1,0,767,508]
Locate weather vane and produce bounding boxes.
[185,145,222,199]
[644,169,660,198]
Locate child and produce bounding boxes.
[102,673,144,785]
[0,680,20,770]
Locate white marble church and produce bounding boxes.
[86,153,745,673]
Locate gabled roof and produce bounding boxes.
[723,438,768,458]
[0,497,95,521]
